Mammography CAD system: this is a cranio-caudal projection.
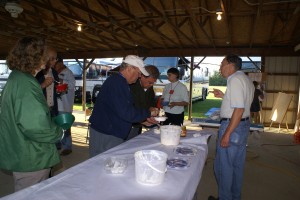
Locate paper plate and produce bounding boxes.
[154,116,167,122]
[167,157,190,169]
[174,146,198,156]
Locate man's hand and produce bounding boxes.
[168,102,175,108]
[211,88,224,98]
[220,133,230,148]
[150,107,159,117]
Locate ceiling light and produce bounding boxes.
[216,9,223,21]
[77,24,82,32]
[5,2,23,18]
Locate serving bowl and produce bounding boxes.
[54,113,75,130]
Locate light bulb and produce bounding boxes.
[216,9,223,21]
[77,24,82,31]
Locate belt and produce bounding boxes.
[221,117,250,122]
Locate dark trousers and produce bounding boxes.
[163,112,184,126]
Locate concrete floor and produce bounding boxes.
[1,111,300,200]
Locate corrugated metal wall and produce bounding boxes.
[261,57,300,128]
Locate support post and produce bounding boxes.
[188,56,194,120]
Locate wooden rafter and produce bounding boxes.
[23,0,141,48]
[62,0,162,48]
[140,0,197,48]
[249,0,263,48]
[102,0,178,47]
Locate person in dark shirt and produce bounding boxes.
[250,81,264,124]
[35,47,60,117]
[89,55,158,157]
[126,65,160,140]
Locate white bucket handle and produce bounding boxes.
[142,152,167,174]
[145,160,167,174]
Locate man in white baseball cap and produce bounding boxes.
[88,55,158,157]
[123,55,149,77]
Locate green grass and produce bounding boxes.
[73,103,92,111]
[184,86,226,119]
[73,86,227,119]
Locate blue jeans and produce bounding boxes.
[214,120,250,200]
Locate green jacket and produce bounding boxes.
[0,70,63,172]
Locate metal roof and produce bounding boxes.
[0,0,300,59]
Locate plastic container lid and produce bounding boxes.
[167,157,190,169]
[174,145,198,156]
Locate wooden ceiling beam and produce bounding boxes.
[9,9,116,50]
[249,0,263,48]
[0,17,79,48]
[267,3,281,48]
[178,1,211,48]
[291,14,300,45]
[22,0,140,48]
[63,0,161,47]
[95,1,128,50]
[54,46,300,59]
[267,3,299,47]
[102,0,177,47]
[158,0,183,48]
[140,0,197,48]
[222,0,232,47]
[187,19,200,47]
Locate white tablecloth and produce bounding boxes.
[2,129,212,200]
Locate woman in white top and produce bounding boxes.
[161,68,189,126]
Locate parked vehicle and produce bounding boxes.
[66,57,210,103]
[144,57,209,101]
[64,60,113,103]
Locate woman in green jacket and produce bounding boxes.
[0,37,63,192]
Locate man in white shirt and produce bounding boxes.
[54,58,76,156]
[209,54,254,200]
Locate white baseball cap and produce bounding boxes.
[123,55,149,76]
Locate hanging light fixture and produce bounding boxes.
[77,24,82,31]
[5,2,23,18]
[216,9,223,21]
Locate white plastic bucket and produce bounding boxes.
[160,125,181,146]
[134,150,168,185]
